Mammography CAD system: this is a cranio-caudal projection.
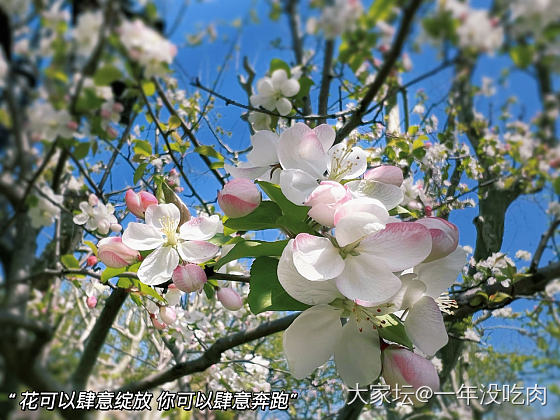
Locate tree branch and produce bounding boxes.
[70,287,128,390]
[118,312,299,392]
[335,0,423,142]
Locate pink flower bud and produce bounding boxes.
[125,189,158,218]
[110,224,122,233]
[86,255,98,266]
[305,181,351,227]
[415,217,459,262]
[88,193,99,207]
[100,108,112,119]
[364,165,404,187]
[382,346,440,404]
[67,121,78,131]
[172,263,207,293]
[159,306,177,325]
[217,287,243,311]
[112,102,124,113]
[97,237,139,268]
[106,126,118,139]
[86,296,97,308]
[150,314,167,330]
[218,179,261,218]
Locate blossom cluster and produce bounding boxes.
[223,122,467,390]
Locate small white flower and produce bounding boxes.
[73,200,118,235]
[250,69,300,116]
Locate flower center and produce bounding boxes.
[160,216,178,246]
[328,142,359,181]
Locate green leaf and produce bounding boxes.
[84,240,97,256]
[214,239,289,270]
[61,254,80,269]
[93,65,123,86]
[141,80,156,96]
[554,177,560,194]
[134,163,148,185]
[194,145,224,161]
[101,266,126,282]
[248,257,310,314]
[168,115,181,130]
[73,142,90,160]
[269,58,291,76]
[509,45,534,69]
[257,181,309,219]
[224,201,282,231]
[117,277,165,302]
[203,282,215,299]
[378,315,413,349]
[133,139,152,156]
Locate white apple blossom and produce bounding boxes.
[73,10,103,59]
[119,19,177,78]
[73,200,119,235]
[122,203,221,285]
[277,123,367,204]
[29,185,63,229]
[278,221,432,304]
[250,69,300,116]
[308,0,363,39]
[223,130,280,181]
[27,102,76,142]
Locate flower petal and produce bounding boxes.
[224,163,269,180]
[178,240,219,264]
[137,246,179,285]
[179,215,221,241]
[281,78,300,97]
[346,180,404,210]
[404,296,448,356]
[328,144,368,179]
[283,305,343,379]
[414,247,467,298]
[278,240,342,305]
[277,122,328,177]
[73,212,89,225]
[122,222,165,250]
[313,124,336,151]
[358,222,432,272]
[334,318,381,386]
[279,169,319,205]
[145,203,180,230]
[276,97,292,116]
[292,233,345,281]
[335,254,402,304]
[247,130,279,166]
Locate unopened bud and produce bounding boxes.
[172,264,207,293]
[125,189,158,218]
[217,287,243,311]
[97,237,139,268]
[159,306,177,325]
[86,255,98,266]
[86,296,97,308]
[218,179,261,218]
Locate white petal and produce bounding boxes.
[73,212,89,225]
[145,204,180,230]
[122,222,165,250]
[248,130,279,166]
[283,305,343,379]
[415,247,467,298]
[178,240,219,264]
[328,144,368,179]
[313,124,336,151]
[280,78,300,97]
[137,246,179,285]
[346,180,404,210]
[358,222,432,272]
[277,122,328,177]
[224,163,269,180]
[334,318,381,386]
[256,78,274,96]
[180,215,221,241]
[278,240,342,305]
[398,274,427,309]
[335,254,401,304]
[292,233,345,281]
[270,69,288,88]
[276,97,293,116]
[405,296,448,356]
[279,169,319,205]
